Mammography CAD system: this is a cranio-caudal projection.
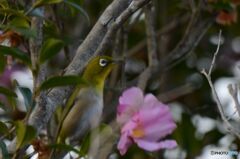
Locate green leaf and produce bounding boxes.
[79,133,90,156]
[212,1,233,11]
[15,121,37,149]
[17,86,33,112]
[15,121,26,149]
[0,24,37,38]
[8,18,35,38]
[39,38,64,63]
[0,102,6,110]
[63,0,90,25]
[13,27,37,38]
[43,21,60,38]
[9,17,30,28]
[39,75,87,90]
[0,0,8,8]
[0,121,8,135]
[49,143,79,153]
[79,124,113,156]
[0,86,17,98]
[0,140,10,159]
[0,54,6,73]
[33,0,63,8]
[22,125,37,146]
[0,46,31,66]
[0,8,29,20]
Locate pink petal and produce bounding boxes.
[117,132,133,155]
[117,104,129,124]
[134,139,177,151]
[137,103,176,141]
[143,94,159,108]
[117,104,127,115]
[143,122,176,141]
[121,118,138,133]
[117,111,137,126]
[117,87,144,125]
[119,87,144,108]
[116,87,178,155]
[0,65,22,87]
[138,103,170,126]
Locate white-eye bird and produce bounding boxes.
[56,56,116,144]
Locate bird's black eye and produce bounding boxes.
[99,58,108,67]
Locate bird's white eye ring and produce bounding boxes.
[99,58,108,67]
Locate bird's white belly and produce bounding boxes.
[67,88,103,141]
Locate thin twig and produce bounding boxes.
[109,29,123,87]
[126,14,189,57]
[188,0,196,12]
[228,84,240,118]
[201,30,240,139]
[121,28,128,89]
[137,2,158,90]
[94,0,151,56]
[226,111,238,121]
[157,83,196,102]
[146,13,214,83]
[164,10,202,68]
[208,30,222,76]
[0,127,15,141]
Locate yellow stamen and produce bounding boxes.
[132,128,145,138]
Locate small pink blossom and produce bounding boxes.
[0,64,24,106]
[117,87,177,155]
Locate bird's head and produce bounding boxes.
[83,56,116,90]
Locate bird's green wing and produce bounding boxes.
[54,85,83,143]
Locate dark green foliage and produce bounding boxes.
[0,46,31,66]
[17,85,33,112]
[15,121,37,149]
[0,141,10,159]
[39,75,87,90]
[0,86,17,98]
[39,38,64,63]
[33,0,63,8]
[0,54,6,73]
[63,0,90,25]
[0,121,8,135]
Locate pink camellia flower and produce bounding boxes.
[117,87,177,155]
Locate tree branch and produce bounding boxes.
[163,12,212,69]
[148,12,214,83]
[157,83,197,102]
[95,0,151,56]
[9,5,47,155]
[27,7,49,131]
[137,2,158,90]
[201,30,240,139]
[126,14,189,57]
[29,8,45,90]
[28,0,152,134]
[126,10,214,90]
